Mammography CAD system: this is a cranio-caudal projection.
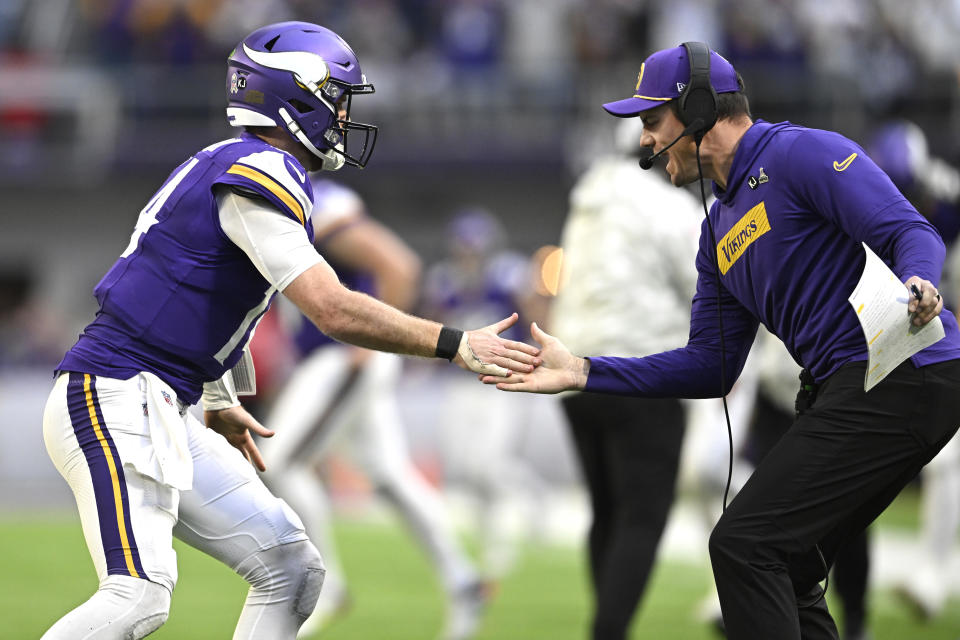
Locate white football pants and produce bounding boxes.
[42,372,322,639]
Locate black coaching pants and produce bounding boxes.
[562,392,685,640]
[710,358,960,640]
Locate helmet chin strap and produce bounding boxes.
[278,107,345,172]
[317,144,345,171]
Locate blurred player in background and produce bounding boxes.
[549,117,701,640]
[422,208,550,580]
[869,119,960,622]
[868,120,960,247]
[39,21,538,640]
[259,178,489,640]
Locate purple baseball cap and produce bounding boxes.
[603,45,740,117]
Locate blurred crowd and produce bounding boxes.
[2,0,960,178]
[4,0,960,78]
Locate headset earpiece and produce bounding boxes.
[679,42,719,143]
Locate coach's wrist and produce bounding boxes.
[571,357,590,390]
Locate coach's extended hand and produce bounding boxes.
[204,405,275,471]
[454,312,542,377]
[480,322,588,393]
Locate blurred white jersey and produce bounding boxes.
[551,156,702,356]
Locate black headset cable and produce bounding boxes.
[696,142,828,606]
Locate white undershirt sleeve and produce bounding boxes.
[217,188,325,291]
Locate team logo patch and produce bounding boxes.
[161,390,173,406]
[716,201,771,275]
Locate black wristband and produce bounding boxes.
[435,326,464,361]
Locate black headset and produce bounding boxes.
[639,41,720,169]
[677,41,719,143]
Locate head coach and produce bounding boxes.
[483,42,960,639]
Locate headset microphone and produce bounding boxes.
[638,118,705,170]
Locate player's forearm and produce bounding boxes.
[315,287,440,357]
[284,265,437,357]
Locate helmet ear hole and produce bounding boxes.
[288,99,315,114]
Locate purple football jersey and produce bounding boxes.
[58,133,315,404]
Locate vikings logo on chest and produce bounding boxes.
[716,201,771,275]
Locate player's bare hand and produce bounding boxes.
[905,276,943,327]
[480,322,588,393]
[454,312,541,376]
[203,405,275,471]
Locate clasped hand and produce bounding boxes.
[478,322,588,394]
[455,312,542,376]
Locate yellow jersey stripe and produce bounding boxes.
[83,374,141,579]
[226,164,306,225]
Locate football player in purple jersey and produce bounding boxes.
[483,43,960,639]
[40,22,538,640]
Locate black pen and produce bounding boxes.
[911,283,923,302]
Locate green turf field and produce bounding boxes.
[5,490,959,639]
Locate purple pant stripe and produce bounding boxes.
[66,372,146,579]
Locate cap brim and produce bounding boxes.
[602,96,669,117]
